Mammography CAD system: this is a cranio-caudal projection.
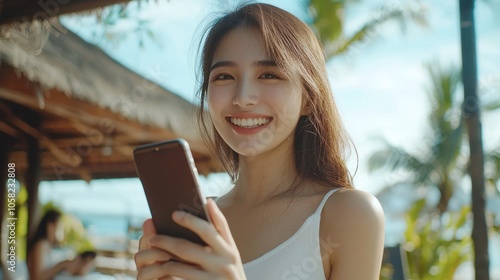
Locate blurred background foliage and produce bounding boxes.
[307,0,428,59]
[371,61,499,279]
[403,199,472,279]
[369,62,500,212]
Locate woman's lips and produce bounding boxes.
[226,116,273,135]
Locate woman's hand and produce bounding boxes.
[135,198,246,280]
[65,256,95,276]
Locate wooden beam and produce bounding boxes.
[0,103,82,167]
[69,120,136,157]
[0,65,181,147]
[35,136,135,148]
[43,119,76,131]
[0,120,22,138]
[43,161,139,181]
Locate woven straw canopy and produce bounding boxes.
[0,21,220,181]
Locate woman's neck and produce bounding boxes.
[229,138,299,205]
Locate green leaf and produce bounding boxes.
[403,202,472,279]
[318,2,428,59]
[309,0,345,45]
[483,100,500,111]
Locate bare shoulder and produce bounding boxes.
[29,240,51,263]
[323,188,384,230]
[320,188,385,255]
[33,239,51,253]
[320,188,385,279]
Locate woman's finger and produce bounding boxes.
[135,248,173,270]
[137,262,170,280]
[206,198,237,247]
[158,260,214,280]
[138,260,210,280]
[148,234,220,267]
[139,218,157,251]
[171,206,232,255]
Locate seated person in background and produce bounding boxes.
[27,209,95,280]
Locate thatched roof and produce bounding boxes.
[0,0,131,25]
[0,21,219,180]
[1,21,203,146]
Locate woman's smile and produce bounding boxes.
[226,116,273,135]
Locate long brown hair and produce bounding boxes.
[27,209,62,255]
[197,3,354,192]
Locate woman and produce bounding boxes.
[27,210,94,280]
[135,3,385,279]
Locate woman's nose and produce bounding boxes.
[232,78,258,107]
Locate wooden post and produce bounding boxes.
[25,135,41,247]
[459,0,490,279]
[15,104,43,255]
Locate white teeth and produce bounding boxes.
[229,117,270,128]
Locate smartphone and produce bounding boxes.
[133,139,210,246]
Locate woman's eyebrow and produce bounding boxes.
[210,60,278,72]
[210,61,235,71]
[253,60,277,67]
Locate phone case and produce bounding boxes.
[133,139,210,245]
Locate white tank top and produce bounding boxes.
[241,188,340,280]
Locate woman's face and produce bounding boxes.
[48,219,64,243]
[54,220,64,243]
[207,27,304,158]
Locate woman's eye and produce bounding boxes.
[260,73,279,79]
[213,74,233,80]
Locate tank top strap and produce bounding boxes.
[313,188,341,215]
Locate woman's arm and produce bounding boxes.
[28,241,70,280]
[324,189,385,280]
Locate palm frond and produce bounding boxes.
[485,149,500,194]
[308,0,346,47]
[368,141,426,175]
[482,99,500,112]
[435,119,466,173]
[426,63,462,136]
[325,2,427,59]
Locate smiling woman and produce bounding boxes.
[134,3,384,280]
[207,26,304,157]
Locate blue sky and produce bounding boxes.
[59,0,500,195]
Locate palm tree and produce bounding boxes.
[368,63,499,214]
[369,63,465,214]
[307,0,427,60]
[459,0,489,278]
[367,61,499,278]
